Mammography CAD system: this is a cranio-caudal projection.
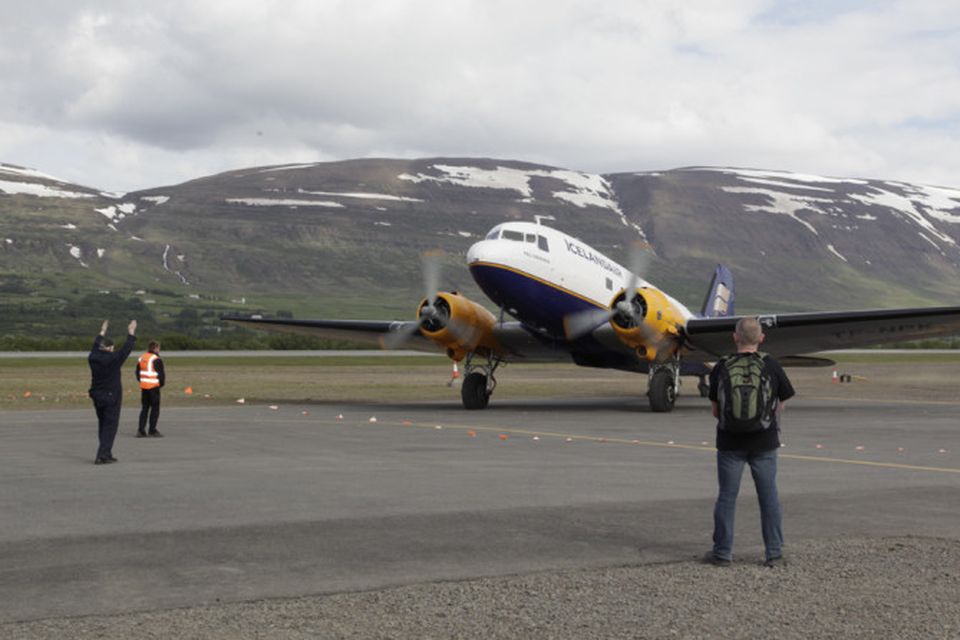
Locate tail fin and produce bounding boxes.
[700,264,735,318]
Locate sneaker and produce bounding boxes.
[148,431,164,438]
[702,551,731,567]
[764,556,787,568]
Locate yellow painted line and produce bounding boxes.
[376,420,960,476]
[776,453,959,474]
[806,394,960,407]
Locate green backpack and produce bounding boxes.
[718,352,775,433]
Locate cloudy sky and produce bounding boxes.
[1,0,958,192]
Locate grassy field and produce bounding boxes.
[3,352,960,411]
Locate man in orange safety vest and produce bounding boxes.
[134,340,165,437]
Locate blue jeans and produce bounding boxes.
[712,449,783,561]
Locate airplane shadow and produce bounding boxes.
[266,396,713,414]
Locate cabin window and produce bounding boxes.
[606,277,613,291]
[502,230,524,242]
[537,235,549,252]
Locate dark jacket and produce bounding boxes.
[88,334,136,398]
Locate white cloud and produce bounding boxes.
[0,0,957,191]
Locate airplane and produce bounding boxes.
[223,218,960,411]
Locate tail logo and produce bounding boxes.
[710,283,731,316]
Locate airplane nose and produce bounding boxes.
[467,241,484,264]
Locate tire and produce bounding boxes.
[648,369,677,413]
[698,378,710,398]
[461,372,490,410]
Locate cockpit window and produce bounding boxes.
[502,230,524,242]
[485,228,500,240]
[537,235,549,252]
[525,233,536,243]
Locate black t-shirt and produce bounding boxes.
[708,352,795,453]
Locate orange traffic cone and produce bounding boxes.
[447,362,462,387]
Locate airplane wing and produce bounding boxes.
[222,316,436,351]
[683,306,960,361]
[221,315,579,361]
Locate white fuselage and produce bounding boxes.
[466,222,693,336]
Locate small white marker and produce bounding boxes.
[434,425,443,430]
[532,436,540,441]
[369,416,377,423]
[236,398,245,404]
[855,445,865,451]
[336,414,343,420]
[269,405,279,411]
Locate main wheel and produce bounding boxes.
[648,369,677,413]
[461,372,491,410]
[698,376,710,398]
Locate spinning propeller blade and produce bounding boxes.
[563,241,653,340]
[382,250,449,349]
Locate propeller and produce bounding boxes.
[382,251,453,349]
[563,241,652,340]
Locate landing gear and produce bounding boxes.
[460,351,502,410]
[647,357,680,412]
[461,372,491,410]
[697,375,710,398]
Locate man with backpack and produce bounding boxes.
[706,316,795,567]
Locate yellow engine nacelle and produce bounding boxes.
[417,292,500,361]
[609,287,684,362]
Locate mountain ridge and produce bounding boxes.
[2,157,959,341]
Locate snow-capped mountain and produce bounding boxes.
[2,158,959,338]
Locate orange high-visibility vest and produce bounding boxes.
[138,352,160,390]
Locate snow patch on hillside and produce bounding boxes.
[95,202,138,222]
[826,244,848,262]
[141,195,170,205]
[66,244,88,268]
[849,188,956,245]
[0,179,95,199]
[881,182,960,224]
[226,198,345,208]
[162,244,190,285]
[257,163,320,174]
[704,167,870,186]
[297,188,423,202]
[398,164,646,240]
[722,187,830,235]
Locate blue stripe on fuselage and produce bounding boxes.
[469,262,603,338]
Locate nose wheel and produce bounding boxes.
[460,352,500,410]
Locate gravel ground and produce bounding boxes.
[4,536,957,640]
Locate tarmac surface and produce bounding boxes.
[1,392,958,627]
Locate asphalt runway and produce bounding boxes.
[1,393,958,624]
